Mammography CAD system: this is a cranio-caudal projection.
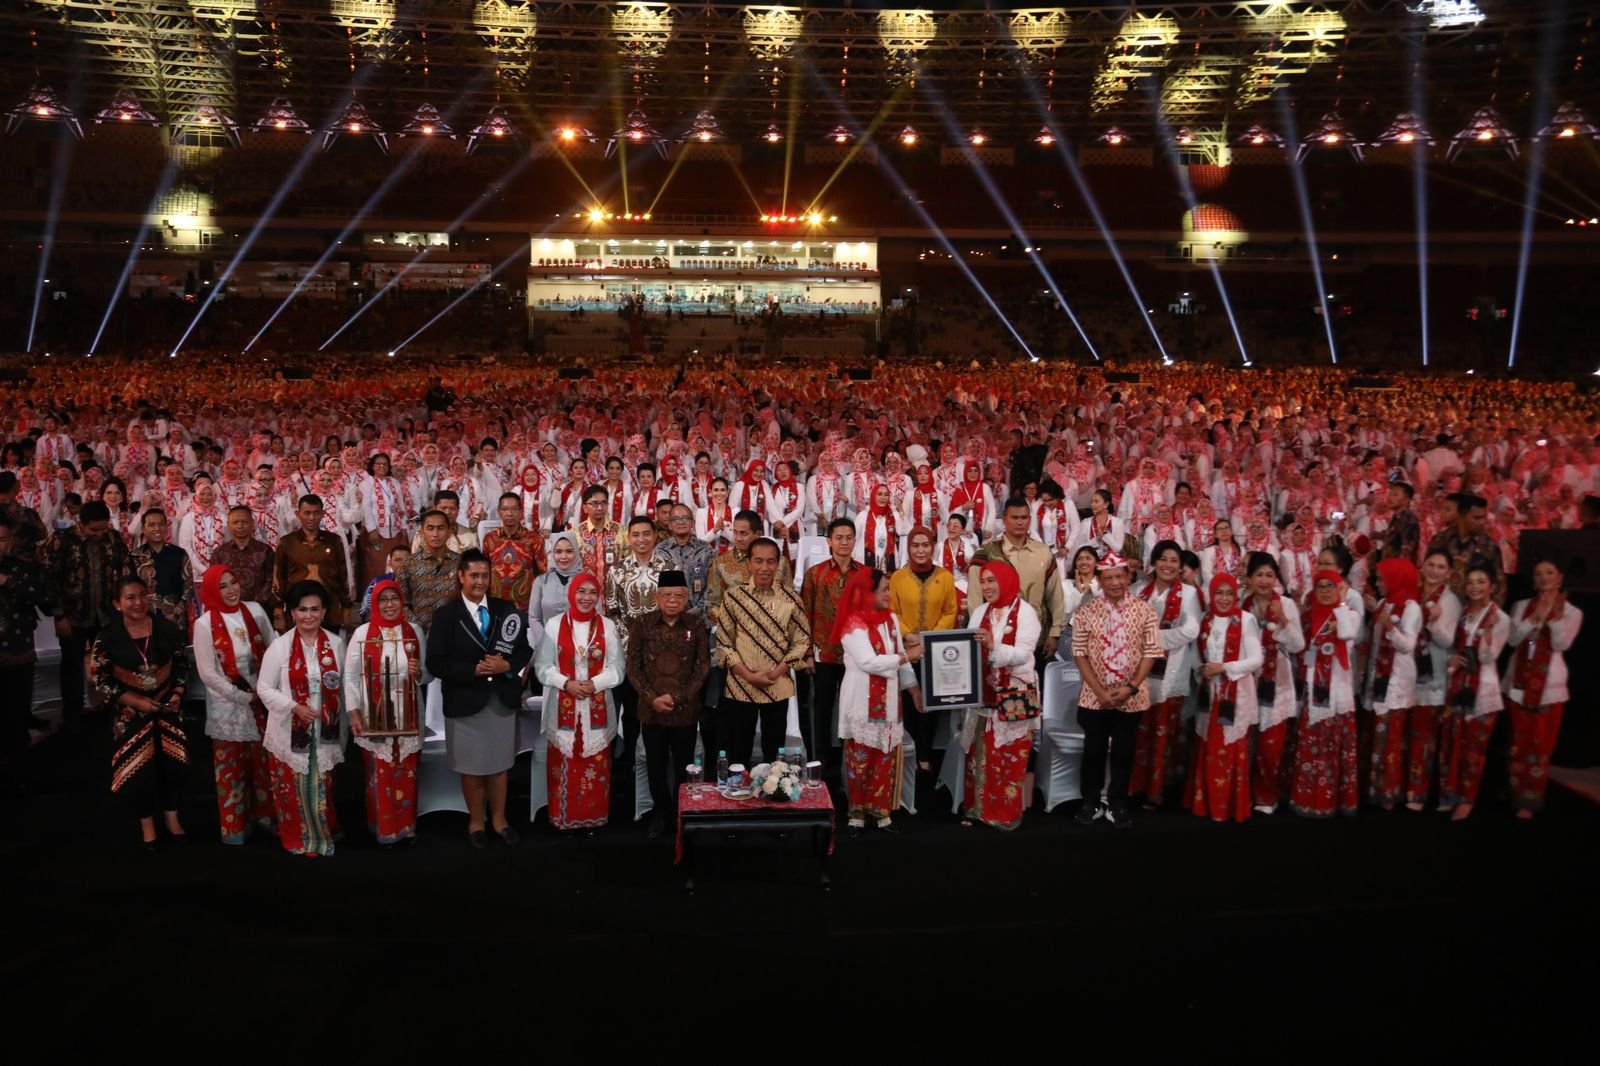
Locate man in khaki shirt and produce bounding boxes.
[967,495,1068,659]
[717,537,811,769]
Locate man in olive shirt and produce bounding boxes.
[397,509,463,740]
[967,495,1067,661]
[273,494,351,627]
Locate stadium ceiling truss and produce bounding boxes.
[1,2,1590,146]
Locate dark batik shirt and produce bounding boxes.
[0,554,48,663]
[211,538,278,613]
[43,526,129,629]
[397,548,462,630]
[625,610,712,727]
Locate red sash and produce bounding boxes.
[1042,501,1072,554]
[556,614,608,732]
[864,622,898,722]
[910,489,938,530]
[1371,600,1400,693]
[1140,581,1183,626]
[1446,604,1500,711]
[210,607,267,686]
[941,537,969,575]
[1200,614,1242,722]
[287,629,341,752]
[1512,597,1561,707]
[980,604,1022,704]
[952,481,986,533]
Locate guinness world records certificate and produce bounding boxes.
[919,629,984,711]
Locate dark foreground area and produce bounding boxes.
[3,715,1595,1057]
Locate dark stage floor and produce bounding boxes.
[4,716,1596,1055]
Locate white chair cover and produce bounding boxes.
[1037,658,1087,812]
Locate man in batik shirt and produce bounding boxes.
[571,484,628,590]
[481,492,546,605]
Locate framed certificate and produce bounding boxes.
[918,629,984,711]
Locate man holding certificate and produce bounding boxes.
[425,549,534,848]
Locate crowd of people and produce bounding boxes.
[0,352,1592,854]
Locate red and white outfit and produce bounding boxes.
[1439,601,1510,811]
[958,565,1041,831]
[1291,578,1361,818]
[1188,575,1262,824]
[1362,559,1424,809]
[1130,577,1201,804]
[835,572,917,827]
[1501,595,1582,812]
[534,574,622,830]
[256,626,349,856]
[192,576,275,844]
[1249,592,1304,812]
[854,496,906,572]
[943,470,995,541]
[178,504,228,575]
[343,596,428,845]
[766,475,805,560]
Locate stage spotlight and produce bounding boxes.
[764,125,782,143]
[1034,127,1055,147]
[969,130,987,146]
[899,125,919,147]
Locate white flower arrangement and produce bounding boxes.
[748,760,802,802]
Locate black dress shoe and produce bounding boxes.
[496,825,520,847]
[646,815,666,839]
[468,829,488,849]
[875,821,901,834]
[141,838,159,852]
[166,830,190,844]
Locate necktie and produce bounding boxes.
[478,605,490,640]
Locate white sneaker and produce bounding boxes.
[1253,804,1275,815]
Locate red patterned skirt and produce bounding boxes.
[844,740,902,821]
[1189,715,1251,823]
[1130,696,1184,803]
[1507,701,1564,812]
[1253,719,1293,809]
[362,747,419,844]
[1439,710,1498,809]
[1290,713,1359,818]
[548,744,612,830]
[1405,705,1443,807]
[1366,708,1410,808]
[212,738,274,844]
[962,726,1029,831]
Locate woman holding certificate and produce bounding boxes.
[835,568,923,835]
[958,559,1041,831]
[343,579,429,846]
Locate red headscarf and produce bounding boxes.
[1375,558,1419,610]
[368,577,405,627]
[1305,567,1349,668]
[829,567,891,646]
[199,564,236,614]
[1207,572,1241,617]
[982,559,1021,611]
[567,571,601,623]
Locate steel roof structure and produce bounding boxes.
[1,2,1591,147]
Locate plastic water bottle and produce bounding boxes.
[716,750,729,787]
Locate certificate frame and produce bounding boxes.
[917,628,985,711]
